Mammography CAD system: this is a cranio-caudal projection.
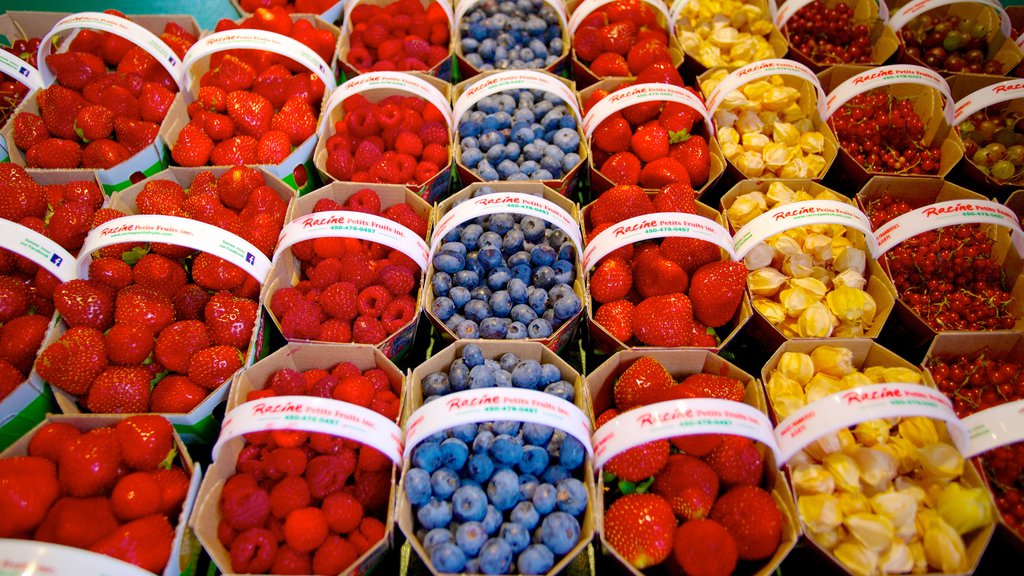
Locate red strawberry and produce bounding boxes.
[272,97,317,146]
[12,112,48,151]
[46,51,106,90]
[640,157,689,189]
[0,315,48,373]
[614,355,675,410]
[139,83,175,123]
[689,261,745,328]
[679,373,745,402]
[193,253,246,291]
[105,322,155,366]
[660,237,721,276]
[150,375,208,413]
[111,472,163,521]
[670,135,712,187]
[651,454,719,520]
[26,138,82,169]
[704,435,763,488]
[710,485,782,561]
[627,38,671,75]
[35,327,109,396]
[116,414,175,470]
[672,519,738,576]
[114,117,160,154]
[592,115,632,155]
[48,200,95,251]
[590,52,630,76]
[670,434,723,457]
[205,291,258,348]
[34,496,120,548]
[660,100,702,140]
[133,253,187,298]
[590,257,633,304]
[152,466,190,516]
[632,293,694,347]
[89,514,175,573]
[85,366,151,413]
[594,300,634,344]
[0,277,29,323]
[606,439,669,482]
[38,85,88,140]
[211,135,259,165]
[188,345,243,389]
[633,250,688,299]
[653,182,697,214]
[599,20,637,55]
[636,61,685,87]
[622,100,662,127]
[573,25,604,62]
[630,122,669,162]
[153,320,210,373]
[603,494,676,569]
[589,184,655,227]
[75,105,115,141]
[257,130,292,164]
[600,152,642,185]
[0,456,59,537]
[115,285,176,335]
[82,139,132,169]
[172,122,213,167]
[59,431,122,497]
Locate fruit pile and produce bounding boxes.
[701,71,829,179]
[214,9,336,64]
[588,184,744,347]
[829,88,942,175]
[0,416,192,573]
[11,13,196,169]
[767,346,993,575]
[35,167,287,414]
[596,356,784,573]
[0,166,106,399]
[0,36,39,125]
[345,0,452,73]
[675,0,778,68]
[405,344,588,574]
[900,12,1005,74]
[268,189,427,345]
[727,183,881,339]
[571,0,675,79]
[324,93,451,185]
[958,107,1024,183]
[585,81,711,190]
[217,362,397,574]
[458,88,581,183]
[237,0,338,14]
[783,1,874,65]
[430,187,581,340]
[458,0,565,72]
[864,193,1015,331]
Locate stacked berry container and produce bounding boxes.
[398,340,595,575]
[947,72,1024,197]
[454,0,571,79]
[771,0,899,72]
[337,0,456,81]
[230,0,346,24]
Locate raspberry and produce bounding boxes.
[353,139,383,172]
[280,299,321,340]
[270,287,304,319]
[387,250,421,273]
[377,264,415,296]
[370,390,401,421]
[362,368,390,392]
[394,132,423,158]
[377,38,404,62]
[264,447,307,479]
[312,198,343,213]
[230,528,277,574]
[402,36,431,61]
[326,148,355,181]
[284,507,329,553]
[338,252,377,289]
[347,530,373,555]
[382,295,417,334]
[319,281,359,321]
[356,285,391,318]
[353,470,391,512]
[342,189,380,215]
[345,107,377,137]
[413,161,440,184]
[352,316,387,344]
[331,362,361,379]
[312,535,358,575]
[332,375,375,407]
[322,491,364,534]
[418,121,448,146]
[308,257,344,289]
[309,432,345,455]
[218,519,237,548]
[318,319,353,343]
[221,485,270,531]
[270,430,308,448]
[302,369,330,389]
[271,545,312,575]
[359,516,386,544]
[307,374,340,398]
[374,104,403,131]
[382,203,428,239]
[270,476,311,519]
[357,446,392,474]
[305,453,355,499]
[222,473,258,501]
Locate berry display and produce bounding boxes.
[675,0,780,68]
[269,189,427,346]
[406,344,588,574]
[0,415,191,573]
[0,36,39,126]
[958,107,1024,183]
[864,194,1014,332]
[571,0,674,79]
[345,0,451,73]
[218,361,398,573]
[458,88,581,182]
[900,12,1004,74]
[429,187,582,341]
[237,0,338,14]
[783,1,874,65]
[459,0,565,72]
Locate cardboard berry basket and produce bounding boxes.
[313,71,454,203]
[697,59,840,183]
[398,339,595,576]
[43,166,295,444]
[163,28,339,195]
[770,0,900,72]
[587,349,799,575]
[191,342,404,576]
[453,0,572,80]
[337,0,455,82]
[719,180,896,347]
[855,176,1024,354]
[577,79,725,199]
[566,0,684,88]
[762,338,996,576]
[452,70,586,199]
[670,0,789,78]
[1,12,202,194]
[229,0,347,24]
[1007,187,1024,222]
[817,64,964,192]
[216,12,341,72]
[891,0,1024,75]
[581,199,751,353]
[262,181,433,360]
[0,11,49,162]
[423,181,586,352]
[0,413,203,576]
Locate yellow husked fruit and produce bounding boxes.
[827,286,876,325]
[833,540,879,576]
[777,351,814,384]
[798,301,836,337]
[799,493,844,533]
[936,482,992,535]
[744,242,775,270]
[916,443,965,481]
[805,372,842,404]
[880,540,915,573]
[749,267,788,297]
[792,464,836,496]
[871,490,919,532]
[823,452,861,493]
[844,513,895,553]
[852,447,899,494]
[920,511,968,573]
[782,253,814,279]
[753,297,787,325]
[726,192,765,228]
[811,345,853,377]
[882,367,922,385]
[779,286,814,317]
[897,417,938,448]
[853,420,890,447]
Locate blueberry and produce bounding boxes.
[465,558,481,574]
[486,144,506,165]
[432,272,452,297]
[562,152,581,173]
[489,291,512,317]
[453,269,480,289]
[405,467,432,506]
[539,154,561,175]
[541,512,580,555]
[506,322,528,339]
[556,477,588,516]
[487,468,521,511]
[477,246,503,270]
[553,293,581,322]
[510,304,537,326]
[518,445,549,475]
[494,368,513,386]
[422,372,450,397]
[462,146,484,168]
[479,165,499,181]
[473,430,495,453]
[456,320,480,339]
[449,359,469,392]
[430,542,467,572]
[479,538,514,574]
[423,527,454,552]
[507,279,528,304]
[464,299,491,324]
[541,464,570,485]
[540,109,564,131]
[431,297,455,321]
[532,168,555,180]
[523,141,544,162]
[497,159,519,179]
[527,318,553,339]
[528,288,548,315]
[480,317,511,339]
[460,224,484,251]
[492,420,521,436]
[510,263,532,285]
[538,363,561,385]
[532,483,557,515]
[467,453,495,484]
[450,423,477,443]
[470,285,493,302]
[431,468,459,500]
[487,267,512,291]
[498,352,520,372]
[528,245,555,268]
[544,380,574,402]
[441,438,470,471]
[449,286,472,310]
[453,484,489,522]
[502,229,525,255]
[552,261,574,285]
[519,474,539,501]
[418,498,453,530]
[504,142,521,161]
[460,118,483,138]
[455,521,487,559]
[511,502,541,532]
[500,522,531,554]
[490,434,524,466]
[552,128,580,154]
[480,231,502,249]
[468,365,495,389]
[482,504,503,535]
[413,442,443,473]
[434,251,465,275]
[487,213,515,235]
[523,422,554,445]
[518,544,555,575]
[513,127,535,147]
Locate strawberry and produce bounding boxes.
[626,38,671,75]
[622,100,662,127]
[599,21,637,55]
[150,375,208,413]
[205,291,258,348]
[630,122,669,163]
[704,435,763,488]
[600,152,642,186]
[38,85,88,140]
[132,253,187,298]
[603,493,676,569]
[82,139,132,169]
[660,101,702,140]
[46,51,106,90]
[689,260,745,328]
[669,434,723,457]
[188,345,243,389]
[594,300,634,343]
[0,315,48,373]
[115,285,176,335]
[590,52,631,76]
[0,456,59,537]
[671,519,738,576]
[59,430,122,497]
[640,157,689,189]
[111,472,163,520]
[633,250,688,299]
[116,414,175,471]
[89,514,175,573]
[35,327,109,396]
[669,135,712,188]
[104,322,155,366]
[660,237,721,276]
[171,122,214,167]
[26,138,82,169]
[12,112,49,151]
[114,117,160,154]
[653,182,697,214]
[139,83,174,123]
[632,293,694,347]
[75,105,115,142]
[590,257,633,304]
[193,253,246,292]
[573,26,604,62]
[203,54,257,93]
[679,373,745,402]
[636,61,685,87]
[710,485,782,561]
[154,320,210,373]
[651,454,719,520]
[211,135,259,165]
[34,496,120,548]
[85,365,152,413]
[606,438,669,482]
[614,355,675,410]
[271,97,317,146]
[592,115,631,154]
[152,466,190,516]
[589,185,654,227]
[48,200,95,251]
[257,130,292,164]
[0,277,29,323]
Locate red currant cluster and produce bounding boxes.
[0,38,40,125]
[900,13,1003,74]
[985,445,1024,536]
[831,90,942,175]
[865,194,1014,331]
[784,1,874,65]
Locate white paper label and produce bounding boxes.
[824,65,954,126]
[954,78,1024,125]
[582,82,714,139]
[0,539,152,576]
[274,210,430,271]
[345,0,455,33]
[0,219,77,283]
[404,387,593,459]
[592,398,781,470]
[78,214,272,283]
[452,70,580,130]
[319,71,453,141]
[569,0,671,35]
[773,383,968,464]
[431,193,583,259]
[180,28,336,95]
[39,12,183,90]
[455,0,568,31]
[213,395,404,463]
[0,50,42,92]
[960,399,1024,458]
[889,0,1011,38]
[873,199,1024,256]
[582,211,736,272]
[732,200,878,259]
[706,58,828,122]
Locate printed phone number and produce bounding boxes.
[484,406,539,414]
[330,225,375,234]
